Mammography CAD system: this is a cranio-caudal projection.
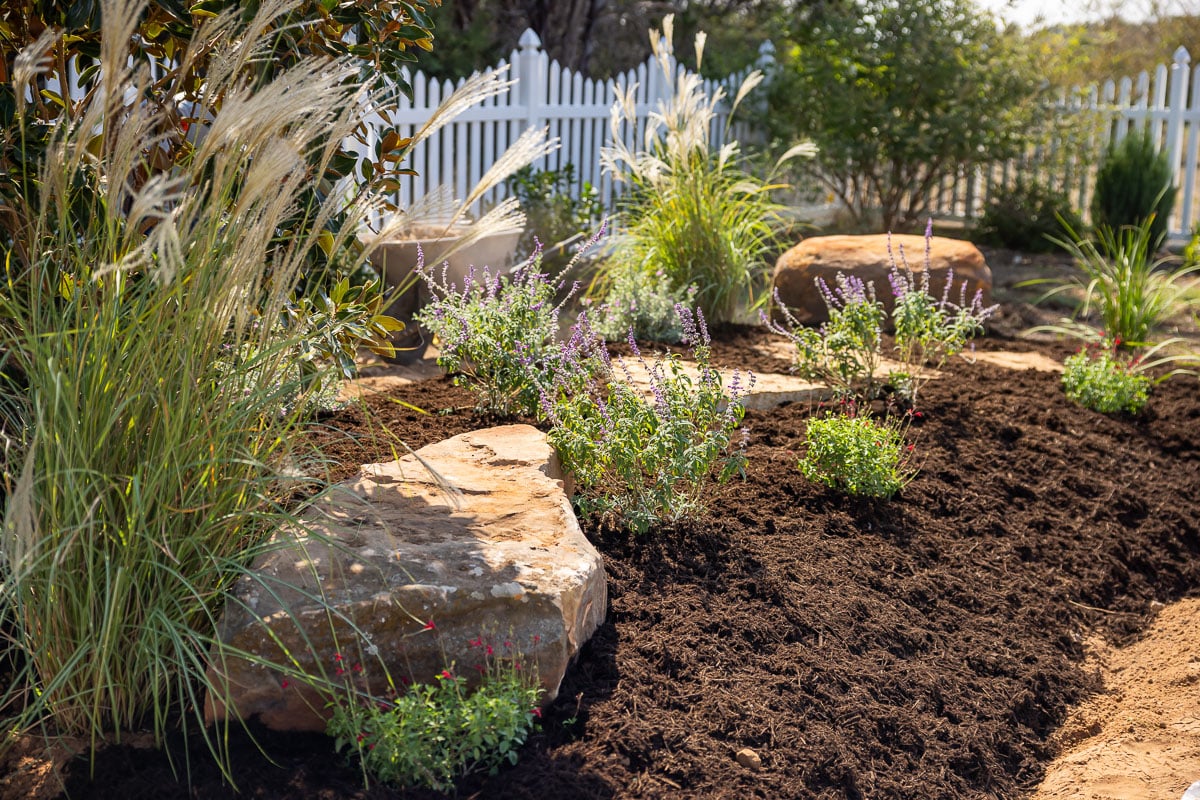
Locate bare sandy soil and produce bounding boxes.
[1035,599,1200,800]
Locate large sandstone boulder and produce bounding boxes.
[205,425,606,732]
[771,234,993,327]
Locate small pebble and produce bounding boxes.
[735,747,762,771]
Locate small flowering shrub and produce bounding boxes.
[414,252,608,417]
[327,647,541,792]
[594,268,698,344]
[889,232,995,400]
[770,273,887,400]
[546,306,750,533]
[800,409,913,498]
[1062,348,1151,414]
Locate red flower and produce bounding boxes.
[280,680,290,689]
[469,637,483,648]
[485,645,494,656]
[531,707,542,718]
[334,653,343,662]
[335,667,346,676]
[353,663,364,673]
[440,669,453,680]
[423,619,436,631]
[532,635,541,644]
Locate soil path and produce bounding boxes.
[1034,599,1200,800]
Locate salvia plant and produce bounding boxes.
[800,404,915,498]
[327,642,541,792]
[769,274,888,400]
[545,305,751,533]
[593,267,699,344]
[414,234,610,418]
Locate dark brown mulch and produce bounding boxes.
[33,323,1200,800]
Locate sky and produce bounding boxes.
[974,0,1167,29]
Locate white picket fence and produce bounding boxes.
[928,46,1200,240]
[361,29,760,219]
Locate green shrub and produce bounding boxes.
[593,268,698,343]
[507,164,604,273]
[547,307,749,533]
[766,0,1045,230]
[1091,130,1176,247]
[328,650,540,792]
[800,411,912,498]
[973,180,1084,253]
[1061,348,1151,414]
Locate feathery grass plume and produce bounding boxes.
[0,0,408,774]
[598,15,813,323]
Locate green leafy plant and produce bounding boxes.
[546,306,749,533]
[284,277,405,380]
[1033,215,1200,348]
[327,645,541,792]
[599,15,814,324]
[1091,130,1176,247]
[507,164,604,272]
[1061,346,1151,414]
[0,0,398,760]
[414,244,609,418]
[973,180,1084,253]
[800,408,913,498]
[593,268,698,344]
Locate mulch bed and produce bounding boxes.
[38,320,1200,799]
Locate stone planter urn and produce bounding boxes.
[365,226,523,363]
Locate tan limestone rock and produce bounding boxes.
[772,234,993,327]
[205,425,606,732]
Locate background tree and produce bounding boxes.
[415,0,808,79]
[765,0,1046,231]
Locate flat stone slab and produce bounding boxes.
[616,356,828,411]
[206,425,607,732]
[970,349,1062,373]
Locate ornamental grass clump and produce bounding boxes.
[1032,214,1200,349]
[546,306,750,533]
[414,236,610,418]
[599,15,815,324]
[327,641,541,792]
[0,0,415,763]
[801,407,914,498]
